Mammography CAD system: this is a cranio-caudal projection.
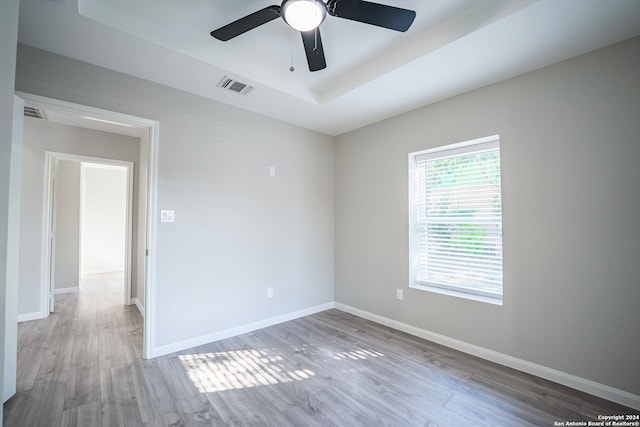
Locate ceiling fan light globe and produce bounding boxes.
[282,0,326,32]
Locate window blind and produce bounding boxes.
[415,140,503,299]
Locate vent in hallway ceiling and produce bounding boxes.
[24,106,46,120]
[217,76,253,95]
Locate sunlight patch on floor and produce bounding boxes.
[179,349,315,393]
[333,348,385,360]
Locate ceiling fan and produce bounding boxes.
[210,0,416,72]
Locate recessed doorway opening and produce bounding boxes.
[80,161,130,304]
[17,91,159,359]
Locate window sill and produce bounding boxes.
[410,283,503,306]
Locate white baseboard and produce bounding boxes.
[17,312,45,323]
[82,269,124,275]
[53,286,79,295]
[151,302,335,358]
[334,303,640,411]
[132,297,144,317]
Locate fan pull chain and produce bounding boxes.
[314,0,319,52]
[290,28,295,72]
[313,0,318,54]
[314,27,318,53]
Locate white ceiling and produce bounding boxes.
[32,107,148,138]
[18,0,640,136]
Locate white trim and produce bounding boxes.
[53,286,79,295]
[18,91,159,360]
[414,134,499,162]
[144,123,159,359]
[81,269,128,275]
[410,283,503,306]
[334,303,640,410]
[41,152,54,318]
[133,297,144,317]
[17,312,44,323]
[151,302,335,358]
[77,158,84,294]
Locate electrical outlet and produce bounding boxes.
[269,166,276,177]
[396,289,403,300]
[267,287,273,298]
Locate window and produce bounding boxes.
[409,135,503,304]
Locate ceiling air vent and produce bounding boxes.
[217,76,253,95]
[24,106,46,120]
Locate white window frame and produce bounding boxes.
[408,135,503,305]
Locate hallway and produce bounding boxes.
[4,272,142,426]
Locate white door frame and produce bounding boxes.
[47,156,58,313]
[18,91,159,359]
[4,95,24,402]
[45,153,134,308]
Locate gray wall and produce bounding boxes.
[18,118,140,315]
[1,0,20,408]
[16,45,336,348]
[335,36,640,396]
[54,160,80,289]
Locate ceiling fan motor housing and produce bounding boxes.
[281,0,327,32]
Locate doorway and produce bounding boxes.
[17,91,159,359]
[80,162,130,303]
[48,156,133,312]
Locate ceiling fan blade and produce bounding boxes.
[329,0,416,32]
[301,28,327,72]
[211,6,281,41]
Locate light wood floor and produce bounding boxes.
[4,274,637,426]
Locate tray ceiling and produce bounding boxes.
[18,0,640,135]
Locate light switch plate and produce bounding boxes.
[160,210,175,223]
